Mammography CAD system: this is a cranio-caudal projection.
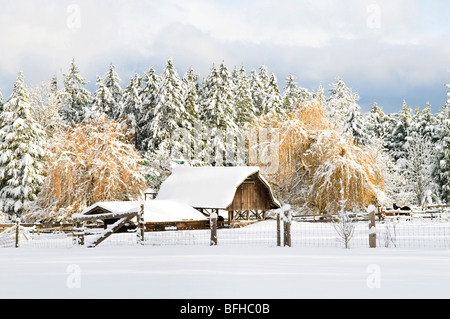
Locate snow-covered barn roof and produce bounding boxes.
[80,200,207,222]
[156,166,281,210]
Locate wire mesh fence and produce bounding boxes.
[2,214,450,249]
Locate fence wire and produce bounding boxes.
[2,217,450,249]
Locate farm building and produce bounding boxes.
[80,200,208,223]
[156,166,281,221]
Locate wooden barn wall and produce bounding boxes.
[228,177,271,211]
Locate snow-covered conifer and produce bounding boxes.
[122,74,143,149]
[0,88,3,112]
[0,72,46,217]
[385,100,412,163]
[139,67,160,151]
[91,75,115,119]
[282,74,300,112]
[103,63,124,120]
[233,65,255,125]
[342,102,369,145]
[182,66,200,126]
[326,78,359,130]
[59,59,92,124]
[262,72,284,115]
[366,101,387,140]
[432,84,450,203]
[200,62,237,131]
[145,57,189,156]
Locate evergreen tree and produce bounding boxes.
[384,100,412,163]
[0,72,46,217]
[91,75,115,118]
[326,78,359,130]
[145,57,189,156]
[181,67,202,164]
[103,63,124,120]
[122,74,143,149]
[282,73,300,112]
[200,63,237,131]
[262,72,284,115]
[433,84,450,203]
[182,66,200,125]
[342,102,369,145]
[139,67,160,151]
[366,101,387,140]
[250,66,271,116]
[59,59,92,124]
[233,65,255,125]
[199,62,241,166]
[0,89,3,113]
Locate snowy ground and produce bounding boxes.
[1,245,450,299]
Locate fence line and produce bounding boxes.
[2,211,450,249]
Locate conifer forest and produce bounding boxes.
[0,57,449,223]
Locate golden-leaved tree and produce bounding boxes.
[25,116,147,223]
[249,99,386,215]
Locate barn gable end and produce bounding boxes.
[156,167,281,221]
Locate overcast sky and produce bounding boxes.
[0,0,449,114]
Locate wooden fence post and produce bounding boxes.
[283,206,291,247]
[277,210,281,247]
[137,201,145,245]
[15,218,20,248]
[74,221,85,246]
[210,211,218,246]
[368,205,376,248]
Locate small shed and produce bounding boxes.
[156,166,281,221]
[80,200,208,223]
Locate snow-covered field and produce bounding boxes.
[1,244,450,299]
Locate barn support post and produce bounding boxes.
[15,218,20,248]
[210,210,218,246]
[368,205,376,248]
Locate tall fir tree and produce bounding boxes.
[91,75,115,118]
[146,57,189,156]
[233,65,255,125]
[262,72,284,115]
[103,63,124,120]
[199,62,241,166]
[342,102,369,145]
[326,78,359,130]
[366,101,387,140]
[0,72,46,217]
[385,100,412,163]
[250,66,271,116]
[200,63,237,131]
[0,88,3,112]
[282,73,300,112]
[182,66,200,125]
[139,67,160,151]
[433,84,450,203]
[121,74,143,149]
[404,103,438,205]
[59,59,92,124]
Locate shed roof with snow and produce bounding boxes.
[80,200,207,222]
[156,167,281,215]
